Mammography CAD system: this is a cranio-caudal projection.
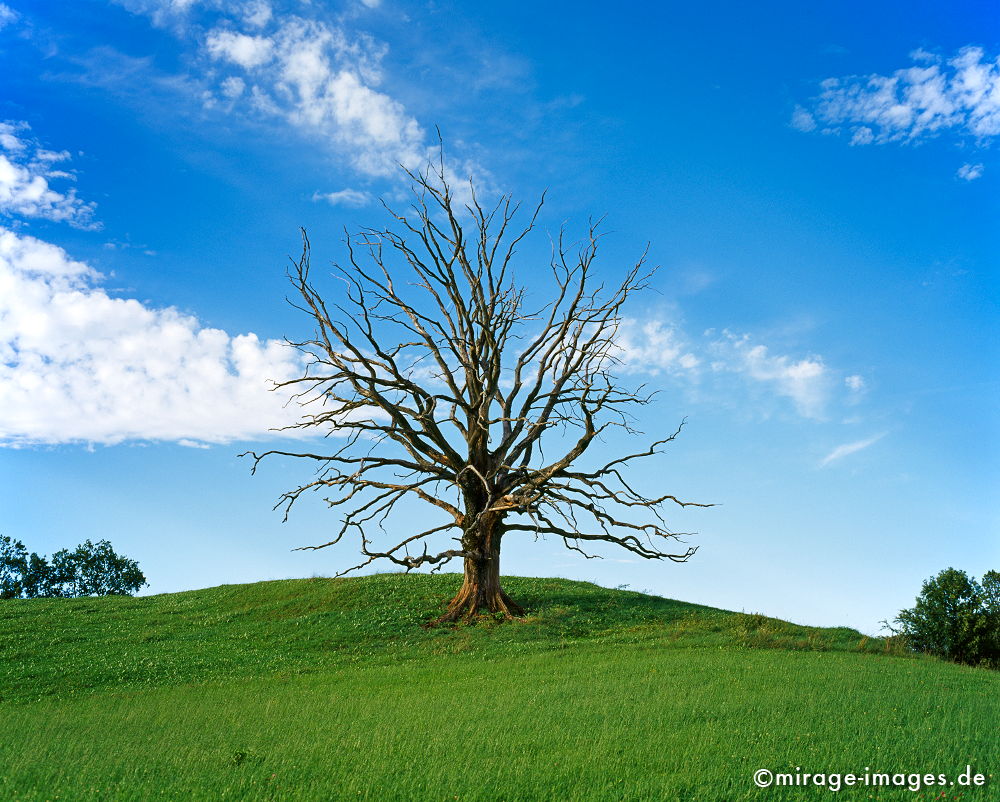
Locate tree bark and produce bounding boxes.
[437,549,524,623]
[436,513,524,622]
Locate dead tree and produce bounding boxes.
[244,161,710,622]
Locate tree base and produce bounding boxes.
[431,583,525,625]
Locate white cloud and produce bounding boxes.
[242,0,272,28]
[845,374,866,392]
[849,126,874,146]
[819,432,887,467]
[0,130,23,154]
[206,31,274,69]
[798,46,1000,146]
[711,331,830,419]
[790,105,817,132]
[220,76,246,98]
[615,319,700,375]
[312,188,372,207]
[0,3,17,29]
[116,2,472,184]
[0,122,98,228]
[198,16,428,177]
[0,227,312,447]
[112,0,200,28]
[957,162,984,180]
[615,320,855,420]
[909,48,938,64]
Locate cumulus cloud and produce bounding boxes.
[957,162,984,180]
[0,122,98,228]
[796,46,1000,146]
[312,188,372,207]
[206,30,274,69]
[0,227,312,447]
[819,432,887,467]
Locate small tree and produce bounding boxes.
[893,568,1000,668]
[0,536,146,599]
[0,536,28,599]
[245,160,710,622]
[49,540,147,597]
[21,552,54,598]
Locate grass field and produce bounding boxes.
[1,574,996,800]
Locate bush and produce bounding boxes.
[893,568,999,668]
[0,536,146,599]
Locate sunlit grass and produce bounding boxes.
[1,574,996,800]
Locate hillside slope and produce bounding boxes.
[1,575,997,800]
[3,573,894,704]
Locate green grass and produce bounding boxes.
[1,574,997,800]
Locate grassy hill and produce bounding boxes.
[1,574,997,800]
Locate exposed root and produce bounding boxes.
[430,586,525,626]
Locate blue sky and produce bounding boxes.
[0,0,996,634]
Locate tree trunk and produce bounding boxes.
[436,539,524,623]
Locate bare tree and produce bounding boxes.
[244,161,710,622]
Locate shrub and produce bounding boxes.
[893,568,999,668]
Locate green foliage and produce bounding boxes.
[0,575,996,801]
[0,536,28,599]
[894,567,1000,668]
[0,536,145,599]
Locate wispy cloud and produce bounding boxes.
[845,374,866,392]
[794,46,1000,149]
[790,105,817,132]
[312,188,372,207]
[616,319,859,420]
[819,432,887,467]
[0,122,98,228]
[242,1,272,28]
[0,3,17,30]
[108,1,490,185]
[111,0,201,30]
[201,15,429,177]
[957,162,985,180]
[615,319,700,376]
[710,331,831,419]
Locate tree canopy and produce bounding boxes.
[0,536,146,599]
[893,567,999,668]
[246,160,710,621]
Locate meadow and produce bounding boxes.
[1,574,996,800]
